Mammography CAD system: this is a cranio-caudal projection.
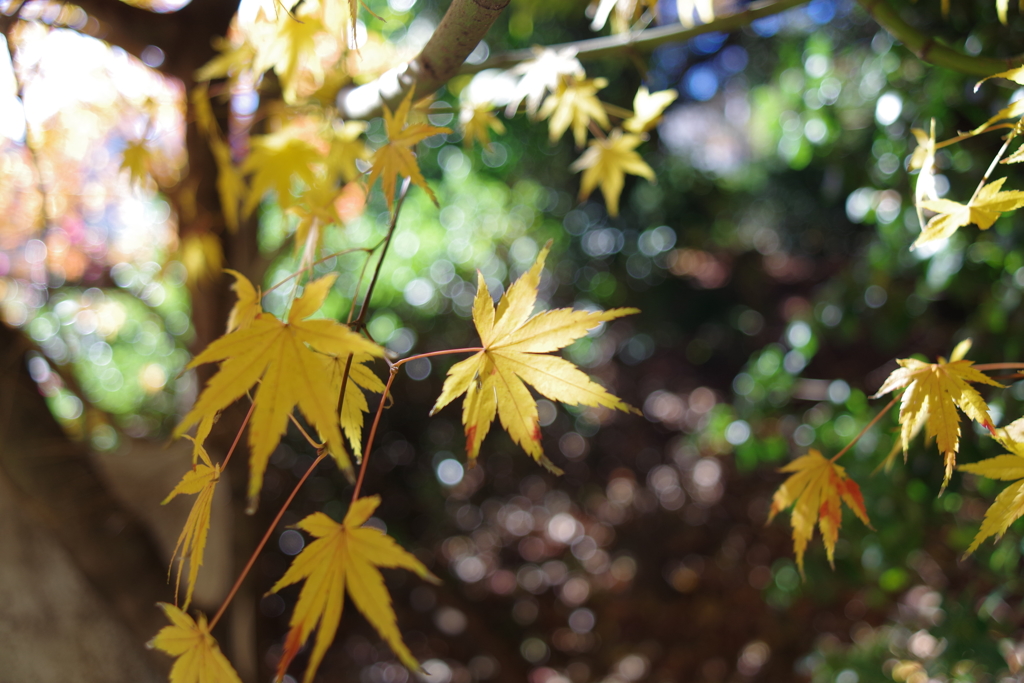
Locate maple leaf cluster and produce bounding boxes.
[768,339,1011,576]
[154,240,638,681]
[909,68,1024,247]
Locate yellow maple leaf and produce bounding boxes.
[872,339,1004,488]
[271,495,439,683]
[323,352,386,460]
[460,102,506,150]
[676,0,714,27]
[623,86,678,134]
[179,233,224,285]
[589,0,655,32]
[570,128,655,217]
[164,436,220,611]
[195,37,257,83]
[175,274,383,510]
[241,127,321,218]
[288,177,347,252]
[148,603,243,683]
[504,47,585,118]
[367,88,451,208]
[327,121,370,183]
[431,243,638,472]
[909,119,938,231]
[966,98,1024,139]
[917,177,1024,246]
[767,449,872,577]
[224,269,262,334]
[538,76,610,147]
[251,2,327,104]
[975,67,1024,91]
[959,435,1024,555]
[121,139,154,189]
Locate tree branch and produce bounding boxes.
[464,0,810,74]
[336,0,510,120]
[855,0,1020,76]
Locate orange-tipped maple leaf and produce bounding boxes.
[148,603,242,683]
[271,495,439,683]
[430,242,638,472]
[872,339,1003,488]
[366,88,451,208]
[175,273,382,510]
[768,449,872,577]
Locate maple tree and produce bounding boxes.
[11,0,1024,678]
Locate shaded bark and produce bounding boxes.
[0,323,170,673]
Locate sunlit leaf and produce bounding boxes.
[251,3,327,104]
[504,47,585,118]
[676,0,714,26]
[538,76,609,147]
[327,121,370,183]
[241,127,321,218]
[917,178,1024,246]
[179,233,224,286]
[959,426,1024,554]
[271,496,439,683]
[460,103,506,150]
[120,140,154,189]
[570,128,654,216]
[909,119,938,231]
[622,86,678,134]
[431,242,638,471]
[872,339,1003,488]
[366,88,451,208]
[767,449,871,577]
[175,274,383,510]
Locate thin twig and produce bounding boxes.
[283,219,320,314]
[968,132,1015,204]
[353,176,412,328]
[974,362,1024,371]
[351,368,398,502]
[262,246,374,296]
[388,347,484,370]
[831,394,900,463]
[347,250,375,326]
[220,401,256,469]
[351,347,483,502]
[287,412,323,449]
[208,450,327,629]
[936,123,1016,149]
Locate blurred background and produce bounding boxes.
[3,0,1024,681]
